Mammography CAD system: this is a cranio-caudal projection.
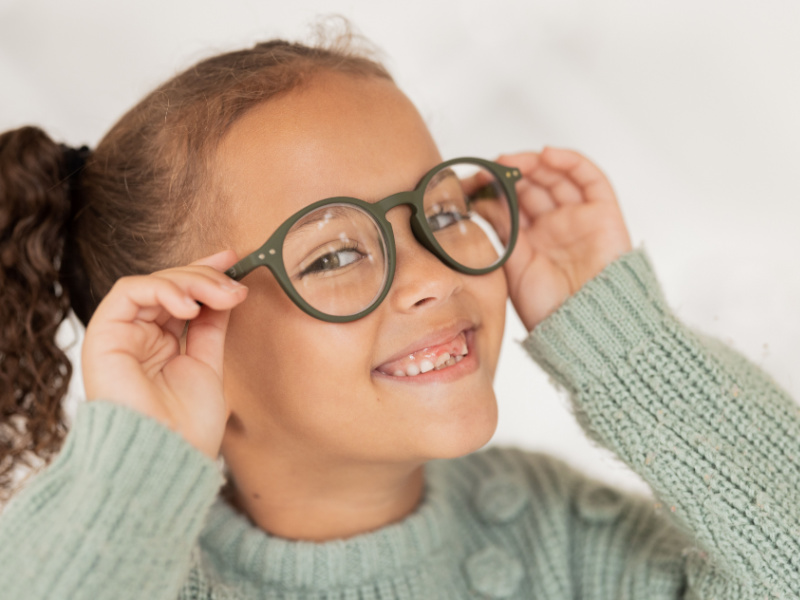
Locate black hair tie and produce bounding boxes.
[58,144,95,326]
[59,144,92,190]
[59,144,92,219]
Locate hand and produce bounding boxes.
[498,147,632,331]
[81,250,248,459]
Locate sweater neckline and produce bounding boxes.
[199,460,460,590]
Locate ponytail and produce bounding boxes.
[0,127,77,502]
[0,33,394,503]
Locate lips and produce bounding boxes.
[374,322,475,378]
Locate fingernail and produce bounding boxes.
[221,279,245,292]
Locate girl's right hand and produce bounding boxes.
[81,250,248,459]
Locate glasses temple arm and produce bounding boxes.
[225,252,263,281]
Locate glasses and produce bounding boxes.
[225,158,521,322]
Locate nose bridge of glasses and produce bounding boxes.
[378,190,429,249]
[376,188,450,269]
[378,189,420,215]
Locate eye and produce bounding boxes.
[426,202,469,232]
[299,242,365,278]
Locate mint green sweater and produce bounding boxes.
[1,250,798,599]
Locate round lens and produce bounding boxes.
[282,204,388,318]
[423,162,513,270]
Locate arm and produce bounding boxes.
[0,250,247,599]
[524,249,800,598]
[0,402,222,600]
[497,147,800,598]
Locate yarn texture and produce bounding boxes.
[1,249,798,599]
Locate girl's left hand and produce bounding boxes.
[497,147,632,331]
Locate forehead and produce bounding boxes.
[214,72,441,246]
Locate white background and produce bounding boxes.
[2,0,798,495]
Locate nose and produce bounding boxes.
[384,206,464,313]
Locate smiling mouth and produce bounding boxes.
[375,330,470,377]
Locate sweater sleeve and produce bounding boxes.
[0,401,223,600]
[522,249,800,599]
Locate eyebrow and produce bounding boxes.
[426,167,458,191]
[287,205,364,238]
[285,167,460,237]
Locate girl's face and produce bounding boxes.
[217,72,507,466]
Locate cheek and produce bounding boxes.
[225,270,294,367]
[223,274,376,429]
[486,267,509,305]
[469,269,507,367]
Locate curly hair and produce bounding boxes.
[0,28,391,503]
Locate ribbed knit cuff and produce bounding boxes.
[522,249,670,391]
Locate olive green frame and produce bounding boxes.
[225,157,522,322]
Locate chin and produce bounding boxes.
[417,392,499,460]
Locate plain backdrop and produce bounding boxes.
[1,0,798,496]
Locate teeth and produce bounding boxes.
[436,356,457,370]
[385,337,470,377]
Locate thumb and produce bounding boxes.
[190,248,240,271]
[184,300,239,380]
[184,249,245,378]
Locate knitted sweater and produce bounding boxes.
[1,250,798,599]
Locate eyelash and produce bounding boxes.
[298,242,365,278]
[426,203,469,232]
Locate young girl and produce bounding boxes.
[1,34,798,600]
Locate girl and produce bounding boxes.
[1,34,798,600]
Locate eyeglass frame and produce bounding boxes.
[225,157,522,323]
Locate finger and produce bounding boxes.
[540,147,617,204]
[495,152,540,176]
[132,305,189,342]
[138,286,246,351]
[165,317,190,344]
[146,269,248,339]
[149,268,247,311]
[518,208,531,229]
[548,179,583,205]
[136,251,245,340]
[516,179,558,216]
[94,272,246,327]
[184,303,233,379]
[189,249,240,271]
[524,163,584,206]
[497,151,583,208]
[459,169,495,198]
[153,251,242,292]
[92,276,200,326]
